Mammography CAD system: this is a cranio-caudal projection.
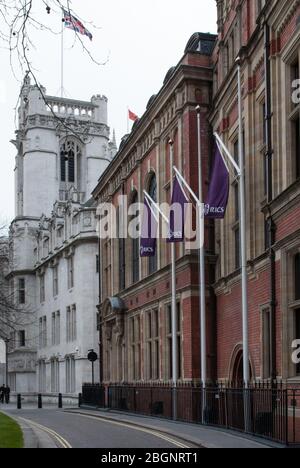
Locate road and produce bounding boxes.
[4,408,193,448]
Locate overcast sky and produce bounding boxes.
[0,0,217,223]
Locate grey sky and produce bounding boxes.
[0,0,217,223]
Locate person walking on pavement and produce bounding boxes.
[4,385,10,404]
[0,384,5,404]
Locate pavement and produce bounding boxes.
[67,407,280,449]
[1,403,283,448]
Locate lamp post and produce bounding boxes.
[5,339,9,386]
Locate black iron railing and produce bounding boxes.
[81,382,300,447]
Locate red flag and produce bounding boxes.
[128,109,138,122]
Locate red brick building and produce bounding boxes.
[93,0,300,385]
[93,32,217,383]
[212,0,300,383]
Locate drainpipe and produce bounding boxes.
[264,22,277,383]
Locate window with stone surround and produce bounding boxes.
[117,206,126,291]
[295,253,300,301]
[51,358,60,393]
[67,256,74,290]
[66,305,77,343]
[40,274,45,303]
[166,303,182,380]
[130,192,140,285]
[148,173,158,275]
[39,316,47,348]
[53,265,59,297]
[38,360,46,393]
[18,278,25,305]
[286,250,300,378]
[65,356,76,393]
[145,309,160,381]
[52,311,60,346]
[261,308,271,380]
[295,309,300,376]
[288,51,300,182]
[104,239,112,298]
[60,140,82,186]
[130,315,141,381]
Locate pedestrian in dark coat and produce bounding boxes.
[0,385,5,403]
[4,385,10,404]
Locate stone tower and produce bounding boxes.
[8,75,116,395]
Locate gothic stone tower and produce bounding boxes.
[8,75,116,395]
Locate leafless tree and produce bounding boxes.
[0,223,36,346]
[0,0,108,141]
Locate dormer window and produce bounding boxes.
[60,140,82,185]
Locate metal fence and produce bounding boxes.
[81,383,300,447]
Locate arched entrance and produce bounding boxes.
[230,346,253,386]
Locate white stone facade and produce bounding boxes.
[8,75,116,397]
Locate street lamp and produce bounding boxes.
[4,339,9,387]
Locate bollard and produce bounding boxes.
[38,394,42,409]
[78,393,82,408]
[58,393,63,409]
[17,394,22,410]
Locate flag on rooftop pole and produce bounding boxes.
[140,197,158,257]
[204,145,229,219]
[128,109,139,122]
[168,175,188,243]
[62,9,93,41]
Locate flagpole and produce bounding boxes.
[61,13,64,98]
[169,139,178,421]
[236,59,249,389]
[196,106,207,425]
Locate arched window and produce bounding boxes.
[60,140,82,185]
[131,191,140,284]
[148,173,157,275]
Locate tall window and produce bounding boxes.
[18,278,25,304]
[39,317,47,348]
[40,274,45,303]
[131,192,140,284]
[38,360,46,393]
[66,356,76,393]
[68,256,74,290]
[19,330,26,348]
[262,309,271,379]
[148,174,158,275]
[117,206,125,291]
[293,115,300,180]
[295,253,300,301]
[104,240,112,297]
[52,311,60,346]
[131,316,141,381]
[291,56,300,180]
[146,310,160,380]
[66,305,77,342]
[53,266,59,297]
[166,303,182,380]
[295,310,300,376]
[51,359,60,393]
[60,140,81,184]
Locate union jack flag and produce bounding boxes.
[62,9,93,41]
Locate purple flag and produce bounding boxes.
[204,145,229,219]
[140,198,158,257]
[168,175,188,243]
